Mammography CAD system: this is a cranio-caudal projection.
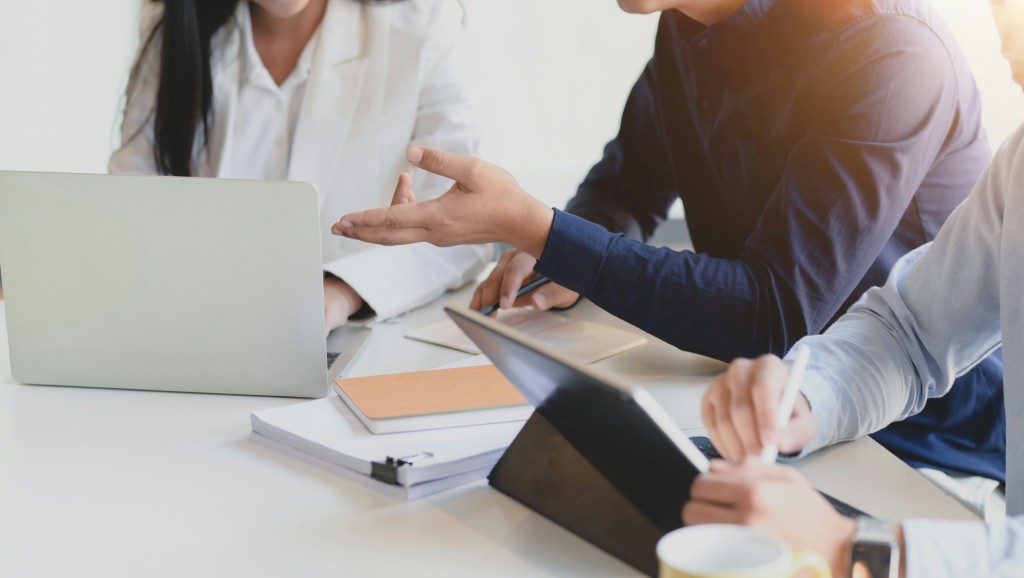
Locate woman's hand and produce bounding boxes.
[323,274,363,333]
[470,249,580,314]
[683,458,857,578]
[701,354,819,461]
[331,147,555,259]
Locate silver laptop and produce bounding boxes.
[0,171,369,397]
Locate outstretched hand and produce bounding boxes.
[332,147,555,258]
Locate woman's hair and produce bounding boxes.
[130,0,241,176]
[129,0,403,177]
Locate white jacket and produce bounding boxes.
[110,0,490,321]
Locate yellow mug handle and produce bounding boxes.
[790,549,832,578]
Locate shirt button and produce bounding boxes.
[699,97,711,111]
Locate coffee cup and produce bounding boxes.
[656,524,831,578]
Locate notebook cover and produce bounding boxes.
[334,365,528,420]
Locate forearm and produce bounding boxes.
[533,210,798,360]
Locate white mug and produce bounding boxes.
[657,525,831,578]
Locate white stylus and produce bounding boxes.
[760,345,811,464]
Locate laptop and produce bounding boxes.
[0,171,369,397]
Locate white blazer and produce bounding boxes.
[110,0,490,321]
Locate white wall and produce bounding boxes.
[0,0,141,174]
[461,1,658,207]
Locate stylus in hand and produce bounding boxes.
[760,345,811,464]
[479,276,553,316]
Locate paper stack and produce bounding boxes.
[250,394,525,500]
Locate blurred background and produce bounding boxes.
[0,0,1021,213]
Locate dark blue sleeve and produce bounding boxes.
[563,60,677,242]
[535,18,964,361]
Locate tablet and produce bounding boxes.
[446,303,709,531]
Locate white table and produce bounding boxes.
[0,287,976,578]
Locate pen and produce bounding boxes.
[479,276,552,316]
[760,345,811,464]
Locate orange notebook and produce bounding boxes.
[333,365,532,434]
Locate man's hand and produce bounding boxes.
[323,275,363,333]
[470,249,579,314]
[332,147,556,258]
[701,354,819,461]
[683,459,857,578]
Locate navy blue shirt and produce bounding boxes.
[535,0,1005,480]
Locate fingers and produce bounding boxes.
[747,355,790,448]
[390,173,416,206]
[471,250,516,314]
[407,146,484,185]
[498,252,538,310]
[703,359,751,461]
[512,283,579,311]
[702,355,793,461]
[332,202,441,246]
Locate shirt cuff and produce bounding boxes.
[902,519,990,578]
[534,209,616,295]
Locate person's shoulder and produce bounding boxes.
[823,0,960,57]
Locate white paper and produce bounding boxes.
[250,396,525,487]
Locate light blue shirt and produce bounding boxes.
[791,124,1024,576]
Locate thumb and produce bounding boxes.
[390,172,416,206]
[407,146,482,185]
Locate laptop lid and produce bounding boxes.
[0,172,330,397]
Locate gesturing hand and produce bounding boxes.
[701,354,819,461]
[332,147,556,259]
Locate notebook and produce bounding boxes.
[250,395,525,500]
[405,308,647,363]
[332,363,533,434]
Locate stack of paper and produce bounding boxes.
[250,395,525,500]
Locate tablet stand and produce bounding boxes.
[488,411,676,577]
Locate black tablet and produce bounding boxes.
[446,303,709,532]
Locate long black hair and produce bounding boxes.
[129,0,241,176]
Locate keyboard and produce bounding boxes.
[689,436,868,518]
[327,352,340,369]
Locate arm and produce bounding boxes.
[692,126,1024,577]
[685,460,1024,578]
[320,0,490,321]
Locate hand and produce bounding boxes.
[331,147,556,258]
[470,249,580,314]
[323,275,363,333]
[701,354,819,461]
[683,458,857,578]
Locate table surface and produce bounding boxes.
[0,283,977,578]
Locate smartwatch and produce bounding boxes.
[850,516,900,578]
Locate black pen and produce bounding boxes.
[480,276,552,316]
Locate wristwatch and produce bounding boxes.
[849,516,900,578]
